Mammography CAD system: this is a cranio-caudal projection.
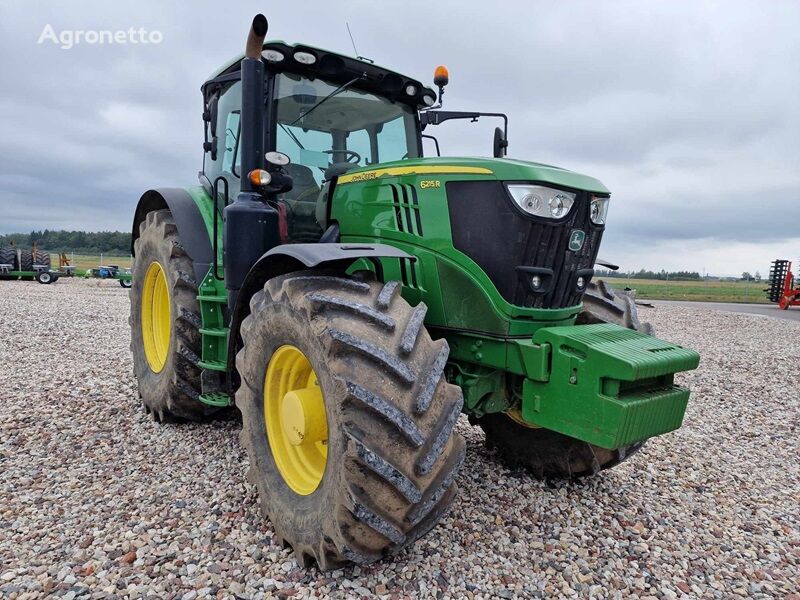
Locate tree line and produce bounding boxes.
[0,230,131,255]
[596,269,702,280]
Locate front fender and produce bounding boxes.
[225,243,413,384]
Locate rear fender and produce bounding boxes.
[131,188,214,284]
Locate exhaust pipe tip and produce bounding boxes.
[245,14,269,58]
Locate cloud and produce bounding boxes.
[0,0,797,276]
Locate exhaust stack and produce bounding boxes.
[224,14,280,295]
[245,14,268,58]
[240,14,268,190]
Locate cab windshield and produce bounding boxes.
[273,72,420,189]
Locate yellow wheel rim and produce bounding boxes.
[264,345,328,495]
[141,261,171,373]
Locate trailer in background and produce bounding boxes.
[83,264,132,288]
[0,245,66,284]
[0,246,130,286]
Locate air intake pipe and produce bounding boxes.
[224,14,280,294]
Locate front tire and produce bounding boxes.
[237,273,465,569]
[479,279,651,479]
[129,209,216,422]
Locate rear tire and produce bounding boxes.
[575,279,655,335]
[479,279,652,479]
[237,273,465,569]
[129,209,217,422]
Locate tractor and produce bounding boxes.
[129,15,700,569]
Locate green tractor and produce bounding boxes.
[129,14,699,569]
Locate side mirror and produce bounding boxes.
[493,126,508,158]
[203,93,220,160]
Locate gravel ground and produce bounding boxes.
[1,278,798,599]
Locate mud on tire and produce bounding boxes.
[237,273,466,569]
[479,279,652,479]
[129,209,218,422]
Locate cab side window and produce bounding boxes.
[376,116,411,162]
[222,111,241,175]
[346,129,371,166]
[203,81,242,201]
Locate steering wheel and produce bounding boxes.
[323,149,361,164]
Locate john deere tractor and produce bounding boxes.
[129,14,699,568]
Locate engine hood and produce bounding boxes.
[339,157,610,195]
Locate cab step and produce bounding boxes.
[197,269,230,375]
[199,392,232,407]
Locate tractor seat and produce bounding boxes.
[285,163,320,202]
[314,164,359,230]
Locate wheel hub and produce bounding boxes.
[280,387,326,446]
[264,345,328,495]
[141,261,171,373]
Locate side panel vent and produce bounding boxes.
[399,257,419,288]
[391,184,424,237]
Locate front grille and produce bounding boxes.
[446,181,604,309]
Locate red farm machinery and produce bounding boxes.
[765,260,800,310]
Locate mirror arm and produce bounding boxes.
[421,134,441,157]
[421,110,509,155]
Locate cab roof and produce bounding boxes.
[204,40,436,109]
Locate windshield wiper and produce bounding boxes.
[279,123,305,149]
[289,74,365,127]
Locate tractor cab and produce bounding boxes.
[200,40,511,248]
[200,41,432,242]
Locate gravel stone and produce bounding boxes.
[1,278,798,598]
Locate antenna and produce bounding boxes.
[346,22,359,58]
[346,22,374,63]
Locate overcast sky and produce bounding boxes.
[1,0,798,276]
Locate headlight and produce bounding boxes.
[506,185,576,219]
[589,196,609,225]
[261,49,285,62]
